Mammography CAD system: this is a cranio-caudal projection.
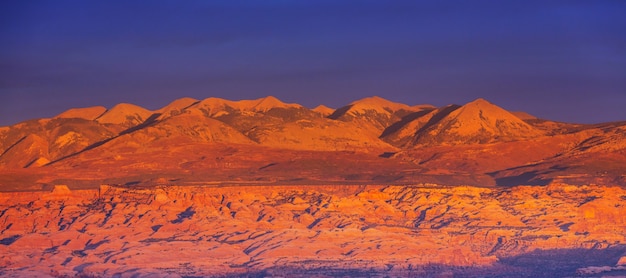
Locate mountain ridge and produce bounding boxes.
[1,95,625,189]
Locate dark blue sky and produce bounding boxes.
[1,0,625,125]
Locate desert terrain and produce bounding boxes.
[1,96,626,277]
[2,184,626,277]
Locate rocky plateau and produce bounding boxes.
[1,184,626,277]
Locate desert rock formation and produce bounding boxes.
[1,184,625,277]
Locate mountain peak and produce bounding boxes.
[156,97,199,119]
[258,95,281,103]
[454,98,519,128]
[349,96,410,113]
[312,105,335,116]
[350,96,390,104]
[346,96,434,115]
[251,96,301,112]
[195,97,231,107]
[468,98,491,105]
[55,106,107,121]
[158,97,199,111]
[409,98,542,145]
[96,103,153,126]
[191,96,301,116]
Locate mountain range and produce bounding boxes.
[1,96,625,190]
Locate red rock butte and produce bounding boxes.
[1,96,626,276]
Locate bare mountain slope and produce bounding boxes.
[189,96,303,118]
[381,105,460,147]
[121,113,255,146]
[488,122,626,186]
[0,118,117,168]
[95,103,154,128]
[329,96,435,136]
[155,97,199,120]
[1,96,625,187]
[408,98,543,146]
[54,106,107,121]
[0,133,49,168]
[246,117,397,152]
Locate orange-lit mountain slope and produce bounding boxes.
[312,104,335,116]
[1,95,626,277]
[329,96,435,136]
[95,103,153,128]
[1,96,625,188]
[154,97,199,120]
[407,98,543,146]
[54,106,107,121]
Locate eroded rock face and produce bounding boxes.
[1,184,625,277]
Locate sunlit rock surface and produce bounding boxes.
[2,96,626,187]
[2,96,626,277]
[1,183,625,277]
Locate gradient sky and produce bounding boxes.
[1,0,625,126]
